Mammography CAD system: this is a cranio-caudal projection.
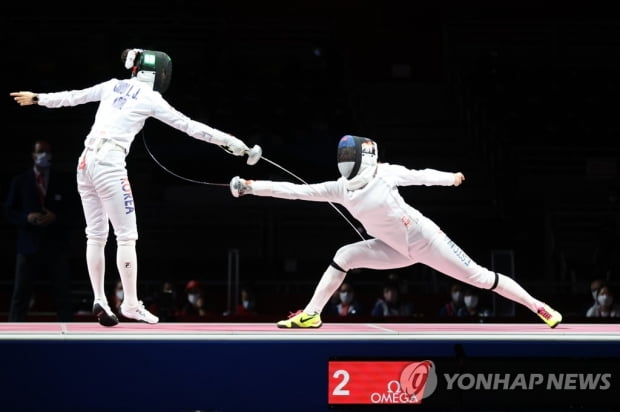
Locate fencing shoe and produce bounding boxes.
[120,301,159,324]
[230,176,253,198]
[277,310,322,329]
[93,299,119,327]
[537,304,562,328]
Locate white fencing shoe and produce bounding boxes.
[120,301,159,324]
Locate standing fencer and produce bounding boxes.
[11,48,260,327]
[230,135,563,328]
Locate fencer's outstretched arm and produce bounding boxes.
[230,170,465,199]
[10,90,262,164]
[230,176,344,201]
[10,90,247,153]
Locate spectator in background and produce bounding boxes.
[586,284,620,318]
[371,280,414,317]
[590,278,606,304]
[457,288,492,318]
[4,139,78,322]
[225,284,258,317]
[439,282,466,317]
[149,280,179,322]
[179,280,211,319]
[325,280,363,317]
[584,278,606,315]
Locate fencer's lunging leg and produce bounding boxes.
[492,273,542,313]
[422,232,545,313]
[304,263,347,315]
[302,239,411,315]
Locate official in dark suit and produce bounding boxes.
[4,140,79,321]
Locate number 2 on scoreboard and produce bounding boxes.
[332,369,350,396]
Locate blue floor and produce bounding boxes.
[1,331,619,412]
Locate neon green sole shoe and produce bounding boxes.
[277,310,322,328]
[537,304,563,328]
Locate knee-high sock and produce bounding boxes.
[117,241,138,307]
[493,273,542,313]
[86,240,106,302]
[304,266,347,315]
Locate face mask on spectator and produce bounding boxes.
[464,295,478,308]
[188,293,199,305]
[34,152,52,168]
[598,295,613,307]
[340,291,353,305]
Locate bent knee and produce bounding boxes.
[333,244,360,272]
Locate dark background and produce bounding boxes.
[1,1,619,317]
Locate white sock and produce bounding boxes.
[117,242,138,307]
[304,265,347,314]
[86,240,106,302]
[493,273,542,313]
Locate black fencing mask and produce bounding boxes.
[123,48,172,93]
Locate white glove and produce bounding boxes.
[230,176,253,197]
[224,137,249,156]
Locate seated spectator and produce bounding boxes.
[234,284,258,316]
[584,278,606,314]
[149,280,180,322]
[457,288,492,318]
[179,280,212,319]
[586,284,620,318]
[438,282,465,317]
[371,280,414,317]
[325,280,363,317]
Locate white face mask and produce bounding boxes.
[34,152,52,168]
[598,295,613,307]
[451,291,463,303]
[242,300,250,309]
[340,292,353,305]
[188,293,199,305]
[464,295,478,308]
[592,290,599,302]
[115,290,124,301]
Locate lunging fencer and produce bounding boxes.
[11,48,260,327]
[230,135,563,328]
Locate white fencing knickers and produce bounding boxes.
[77,141,138,244]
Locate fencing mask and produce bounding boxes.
[122,48,172,93]
[337,135,378,179]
